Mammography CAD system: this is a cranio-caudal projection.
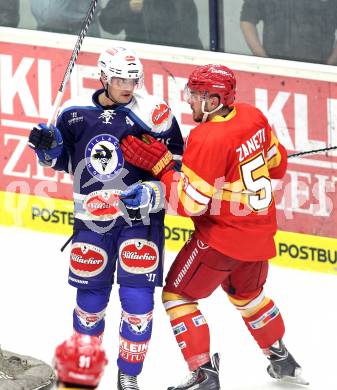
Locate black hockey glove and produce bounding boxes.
[28,123,63,161]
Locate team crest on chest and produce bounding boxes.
[85,134,123,182]
[99,110,116,124]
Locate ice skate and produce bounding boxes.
[266,340,309,385]
[54,332,107,388]
[117,369,140,390]
[0,348,56,389]
[167,353,220,390]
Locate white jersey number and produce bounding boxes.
[79,355,91,369]
[240,153,272,211]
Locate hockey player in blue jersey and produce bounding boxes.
[28,46,184,389]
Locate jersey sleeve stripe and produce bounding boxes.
[184,180,211,205]
[177,181,209,214]
[267,132,283,169]
[267,144,277,160]
[222,179,244,193]
[182,163,217,197]
[221,190,249,205]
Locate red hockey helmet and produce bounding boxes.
[186,64,236,106]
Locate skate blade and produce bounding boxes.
[270,367,309,386]
[277,375,309,386]
[276,371,309,386]
[33,380,56,390]
[57,381,97,389]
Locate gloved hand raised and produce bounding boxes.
[120,181,164,221]
[121,134,175,179]
[28,123,63,162]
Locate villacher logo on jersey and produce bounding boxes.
[151,103,170,126]
[122,252,156,260]
[119,239,159,274]
[84,190,122,219]
[70,243,108,278]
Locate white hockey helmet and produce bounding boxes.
[98,46,144,87]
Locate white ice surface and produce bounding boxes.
[1,226,336,390]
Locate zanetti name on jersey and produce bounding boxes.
[236,128,266,162]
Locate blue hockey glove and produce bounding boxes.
[120,181,164,221]
[28,123,63,162]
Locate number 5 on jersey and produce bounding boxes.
[240,153,272,211]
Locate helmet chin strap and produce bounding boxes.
[201,100,223,123]
[100,79,118,104]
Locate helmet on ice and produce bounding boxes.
[185,64,236,106]
[98,46,144,88]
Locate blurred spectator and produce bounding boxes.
[99,0,203,50]
[240,0,337,65]
[0,0,20,27]
[30,0,102,37]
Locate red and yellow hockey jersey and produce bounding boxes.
[161,102,287,261]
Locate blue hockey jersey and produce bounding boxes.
[51,88,184,232]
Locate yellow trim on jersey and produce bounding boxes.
[221,179,249,204]
[177,177,208,215]
[251,163,269,181]
[267,132,282,169]
[241,298,270,317]
[177,164,219,215]
[162,292,199,320]
[220,156,271,207]
[211,106,237,122]
[228,295,271,317]
[221,190,249,205]
[182,164,216,197]
[222,179,249,193]
[162,292,185,302]
[178,166,249,212]
[175,127,277,214]
[167,305,199,320]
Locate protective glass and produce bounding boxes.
[109,77,140,90]
[183,85,207,103]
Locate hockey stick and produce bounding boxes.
[288,145,337,158]
[47,0,98,126]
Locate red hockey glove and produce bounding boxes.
[121,134,175,179]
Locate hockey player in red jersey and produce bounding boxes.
[120,64,308,389]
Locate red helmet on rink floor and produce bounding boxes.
[186,64,236,106]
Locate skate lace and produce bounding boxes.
[269,346,288,361]
[120,373,140,390]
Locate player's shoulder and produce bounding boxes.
[58,94,97,117]
[188,117,221,139]
[235,102,266,120]
[185,122,212,150]
[130,89,174,133]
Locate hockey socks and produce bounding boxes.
[170,310,210,371]
[118,286,154,376]
[242,299,285,349]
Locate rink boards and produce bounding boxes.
[1,190,337,276]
